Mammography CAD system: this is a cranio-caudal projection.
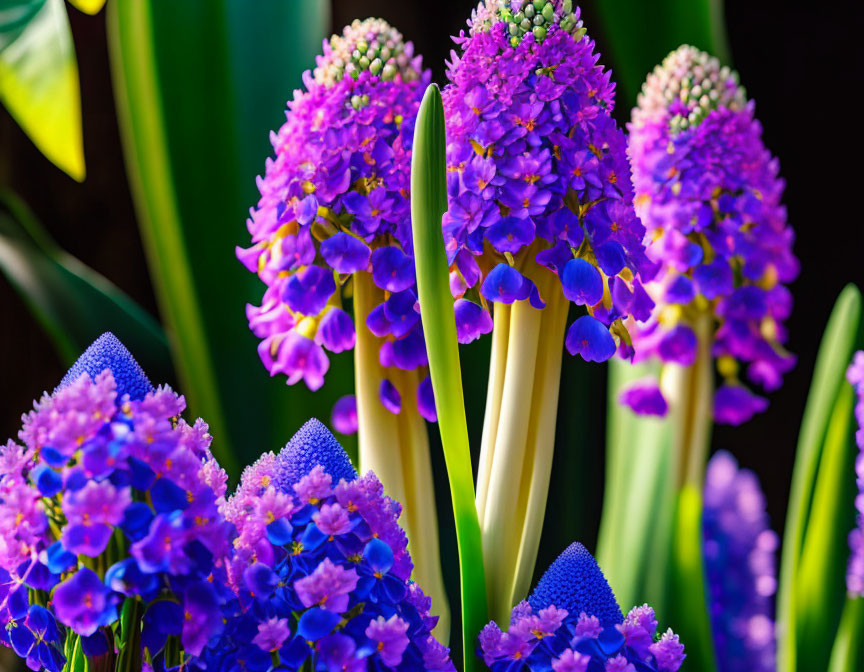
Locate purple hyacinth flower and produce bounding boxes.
[317,633,367,672]
[379,379,402,415]
[454,299,493,344]
[366,615,410,667]
[619,380,668,417]
[273,418,358,492]
[252,617,291,652]
[52,569,116,637]
[561,259,604,307]
[846,352,864,596]
[317,308,356,353]
[320,233,371,274]
[371,247,416,293]
[259,331,329,391]
[714,385,769,426]
[182,581,223,656]
[480,264,530,305]
[331,395,358,435]
[417,377,437,423]
[565,316,617,363]
[703,451,777,671]
[626,45,797,422]
[479,541,684,671]
[282,266,336,316]
[294,558,358,612]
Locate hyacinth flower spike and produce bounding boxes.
[200,417,456,671]
[442,0,654,623]
[598,45,798,669]
[702,451,778,672]
[237,18,449,637]
[478,542,685,671]
[0,333,233,669]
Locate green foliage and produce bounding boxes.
[106,1,344,476]
[778,284,863,672]
[0,190,171,381]
[411,83,487,672]
[0,0,85,180]
[592,0,730,108]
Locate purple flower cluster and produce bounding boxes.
[0,334,231,670]
[703,451,778,671]
[192,418,454,671]
[442,0,654,362]
[238,18,437,418]
[846,351,864,596]
[623,45,798,424]
[478,542,684,671]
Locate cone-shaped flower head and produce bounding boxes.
[443,1,654,362]
[528,541,622,626]
[703,451,778,671]
[623,46,798,424]
[0,335,231,668]
[478,542,685,671]
[846,352,864,596]
[205,419,454,670]
[238,18,436,417]
[57,332,152,401]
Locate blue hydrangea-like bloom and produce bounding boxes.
[238,18,438,416]
[0,334,231,669]
[442,0,654,361]
[623,46,799,424]
[197,419,454,670]
[703,451,778,671]
[478,542,685,671]
[57,331,152,400]
[846,351,864,596]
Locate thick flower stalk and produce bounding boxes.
[442,0,653,623]
[703,451,778,671]
[0,334,231,670]
[846,351,864,596]
[193,418,455,671]
[623,45,799,427]
[478,542,685,671]
[237,18,449,635]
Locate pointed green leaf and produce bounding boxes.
[106,1,335,476]
[592,0,730,107]
[411,83,487,672]
[0,190,171,380]
[0,0,85,180]
[828,597,864,672]
[778,284,863,672]
[597,359,674,613]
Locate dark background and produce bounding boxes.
[1,1,863,647]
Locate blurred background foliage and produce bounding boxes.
[2,0,864,668]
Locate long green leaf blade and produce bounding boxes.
[592,0,730,107]
[107,1,337,474]
[778,284,863,672]
[411,83,487,672]
[0,0,85,180]
[0,190,171,380]
[828,597,864,672]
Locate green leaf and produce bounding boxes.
[828,597,864,672]
[778,284,863,672]
[592,0,730,108]
[411,83,487,672]
[106,1,336,476]
[597,359,674,614]
[0,190,171,380]
[0,0,85,180]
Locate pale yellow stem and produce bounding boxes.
[660,312,714,489]
[352,271,451,640]
[482,296,543,624]
[476,303,511,523]
[509,283,570,605]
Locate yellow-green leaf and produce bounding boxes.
[0,0,85,180]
